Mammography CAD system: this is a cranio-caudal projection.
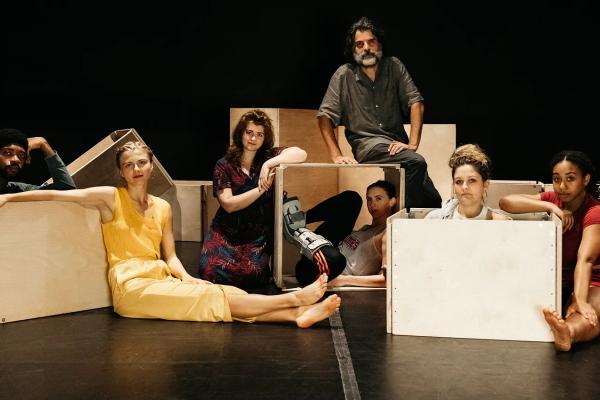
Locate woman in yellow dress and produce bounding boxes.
[0,141,341,327]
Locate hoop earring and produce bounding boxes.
[482,189,488,204]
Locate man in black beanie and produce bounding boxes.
[0,128,75,193]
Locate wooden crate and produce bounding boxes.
[0,202,111,323]
[386,209,561,342]
[273,163,404,288]
[161,180,211,242]
[56,128,174,197]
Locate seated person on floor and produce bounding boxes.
[0,140,340,328]
[0,128,76,194]
[500,150,600,352]
[198,109,307,288]
[284,180,396,288]
[425,144,510,220]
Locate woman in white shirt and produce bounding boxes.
[426,144,510,221]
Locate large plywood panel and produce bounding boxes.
[412,124,456,202]
[202,184,222,240]
[338,124,455,201]
[161,180,210,242]
[487,180,543,209]
[0,202,111,323]
[388,216,560,342]
[61,129,174,197]
[278,109,330,163]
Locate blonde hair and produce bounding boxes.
[115,141,154,168]
[448,144,491,181]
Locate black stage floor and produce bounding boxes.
[2,242,599,400]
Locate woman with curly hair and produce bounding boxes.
[426,144,509,220]
[199,109,307,288]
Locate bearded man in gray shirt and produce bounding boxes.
[317,16,441,209]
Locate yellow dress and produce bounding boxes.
[102,187,250,322]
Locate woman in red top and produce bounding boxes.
[500,150,600,350]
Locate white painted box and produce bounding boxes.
[386,209,561,342]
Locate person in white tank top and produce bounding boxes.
[329,180,397,288]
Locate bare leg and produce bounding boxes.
[227,275,328,319]
[543,287,600,351]
[253,295,342,328]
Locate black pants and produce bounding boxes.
[362,143,442,209]
[294,191,362,286]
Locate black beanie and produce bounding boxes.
[0,129,28,151]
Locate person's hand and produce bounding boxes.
[332,155,357,164]
[259,164,275,193]
[388,141,416,155]
[27,137,55,160]
[567,300,598,326]
[553,206,574,232]
[181,275,213,285]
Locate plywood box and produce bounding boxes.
[0,202,111,323]
[487,180,544,210]
[161,180,211,242]
[53,128,174,197]
[230,108,456,201]
[386,209,561,342]
[274,163,404,288]
[201,184,221,240]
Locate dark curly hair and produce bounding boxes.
[448,144,492,181]
[226,109,276,169]
[0,128,28,151]
[549,150,599,198]
[344,16,385,64]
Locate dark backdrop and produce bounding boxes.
[2,1,597,186]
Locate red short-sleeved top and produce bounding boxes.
[540,191,600,287]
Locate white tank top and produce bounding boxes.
[338,224,385,276]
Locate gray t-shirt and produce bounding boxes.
[317,56,424,161]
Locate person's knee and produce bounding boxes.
[295,246,346,287]
[339,190,362,210]
[389,151,427,172]
[317,246,346,280]
[408,152,427,170]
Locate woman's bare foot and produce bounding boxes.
[296,294,341,328]
[294,274,328,306]
[543,308,573,351]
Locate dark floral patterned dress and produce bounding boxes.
[198,148,282,288]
